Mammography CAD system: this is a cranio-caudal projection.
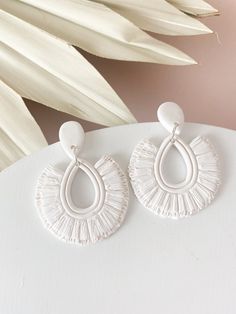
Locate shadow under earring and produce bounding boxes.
[129,102,221,219]
[35,121,129,245]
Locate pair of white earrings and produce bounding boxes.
[35,102,221,245]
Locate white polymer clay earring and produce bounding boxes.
[35,121,129,245]
[129,102,221,219]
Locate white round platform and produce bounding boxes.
[0,122,235,314]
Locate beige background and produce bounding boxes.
[26,0,236,144]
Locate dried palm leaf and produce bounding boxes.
[96,0,212,35]
[0,0,218,170]
[1,0,196,64]
[0,80,47,171]
[0,10,136,126]
[168,0,219,17]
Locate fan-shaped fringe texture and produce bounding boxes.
[129,136,221,218]
[35,156,129,245]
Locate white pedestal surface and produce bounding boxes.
[0,122,235,314]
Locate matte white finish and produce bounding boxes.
[129,135,220,218]
[37,121,128,245]
[157,102,184,134]
[59,121,85,159]
[0,122,235,314]
[131,104,220,218]
[35,156,129,245]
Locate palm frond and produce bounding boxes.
[96,0,212,35]
[0,0,218,170]
[167,0,219,17]
[1,0,196,64]
[0,10,136,126]
[0,80,47,171]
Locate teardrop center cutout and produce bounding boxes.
[161,145,186,185]
[70,168,95,210]
[60,159,105,218]
[154,136,198,193]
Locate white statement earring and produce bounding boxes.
[35,122,129,245]
[129,102,221,219]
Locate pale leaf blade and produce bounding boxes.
[96,0,212,35]
[167,0,219,17]
[0,80,47,170]
[0,0,196,65]
[0,10,136,126]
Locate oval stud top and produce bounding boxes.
[157,102,184,135]
[59,121,85,159]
